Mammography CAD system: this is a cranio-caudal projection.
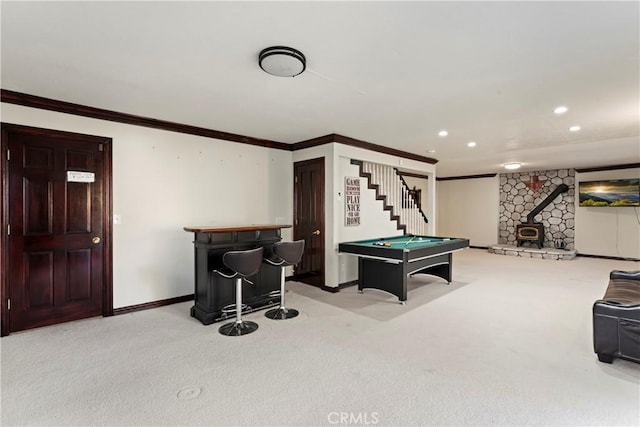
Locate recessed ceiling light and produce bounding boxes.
[554,105,568,115]
[438,130,448,137]
[569,125,581,132]
[467,141,476,147]
[426,149,436,154]
[503,162,522,170]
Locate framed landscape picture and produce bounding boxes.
[578,179,640,207]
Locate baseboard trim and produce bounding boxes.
[337,280,358,289]
[576,253,640,262]
[113,294,194,316]
[318,280,358,293]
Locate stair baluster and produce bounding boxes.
[351,159,428,235]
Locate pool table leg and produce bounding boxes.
[358,257,407,302]
[414,254,453,284]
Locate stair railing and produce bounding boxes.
[356,160,428,235]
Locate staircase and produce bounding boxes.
[352,160,429,235]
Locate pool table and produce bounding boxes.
[338,234,470,303]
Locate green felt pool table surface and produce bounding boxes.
[349,235,455,250]
[338,234,470,302]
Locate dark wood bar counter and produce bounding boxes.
[183,224,292,325]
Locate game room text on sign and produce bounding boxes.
[345,177,361,226]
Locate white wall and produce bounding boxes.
[436,170,640,259]
[334,144,436,286]
[575,168,640,259]
[1,103,293,308]
[337,157,403,283]
[436,176,500,246]
[293,141,436,287]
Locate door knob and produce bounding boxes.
[312,230,320,235]
[92,237,101,244]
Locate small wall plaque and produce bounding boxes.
[67,171,95,183]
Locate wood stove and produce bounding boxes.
[516,183,569,249]
[516,223,544,248]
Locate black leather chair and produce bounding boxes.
[213,247,264,336]
[593,270,640,364]
[263,240,305,320]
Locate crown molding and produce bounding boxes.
[1,89,290,150]
[292,133,438,164]
[575,163,640,173]
[1,90,439,164]
[436,173,497,181]
[398,171,430,179]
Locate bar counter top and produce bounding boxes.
[183,224,292,233]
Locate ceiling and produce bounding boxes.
[1,1,638,177]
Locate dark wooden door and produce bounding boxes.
[293,158,325,287]
[1,124,112,335]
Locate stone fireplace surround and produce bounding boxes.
[498,168,575,250]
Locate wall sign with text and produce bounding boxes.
[345,177,361,226]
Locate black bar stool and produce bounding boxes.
[213,247,264,336]
[263,240,305,320]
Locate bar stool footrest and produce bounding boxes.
[267,290,281,299]
[220,303,252,319]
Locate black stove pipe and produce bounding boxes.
[525,183,569,224]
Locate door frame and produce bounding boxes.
[0,123,114,336]
[293,157,326,287]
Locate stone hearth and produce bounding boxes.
[488,244,576,260]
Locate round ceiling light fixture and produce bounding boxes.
[259,46,306,77]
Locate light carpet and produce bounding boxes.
[1,249,639,426]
